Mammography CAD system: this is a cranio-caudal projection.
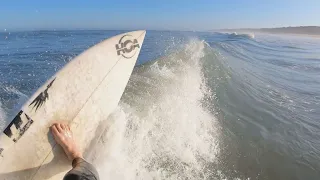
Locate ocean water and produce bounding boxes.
[0,30,320,180]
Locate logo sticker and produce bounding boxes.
[116,35,140,59]
[0,148,3,157]
[29,78,55,111]
[3,110,34,143]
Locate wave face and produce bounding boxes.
[0,30,320,179]
[90,39,221,179]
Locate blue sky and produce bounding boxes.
[1,0,320,31]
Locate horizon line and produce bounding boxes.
[2,25,320,33]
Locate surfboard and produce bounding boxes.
[0,30,146,180]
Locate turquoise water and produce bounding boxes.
[0,30,320,179]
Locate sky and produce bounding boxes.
[1,0,320,31]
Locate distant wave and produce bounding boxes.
[281,45,305,50]
[228,32,255,39]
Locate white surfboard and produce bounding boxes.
[0,30,146,180]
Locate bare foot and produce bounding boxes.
[51,123,83,160]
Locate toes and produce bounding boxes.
[54,123,63,133]
[66,124,71,131]
[51,123,70,135]
[51,124,60,136]
[60,123,66,130]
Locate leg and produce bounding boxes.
[64,158,99,180]
[51,123,99,180]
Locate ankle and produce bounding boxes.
[71,152,83,160]
[72,157,85,167]
[65,146,83,160]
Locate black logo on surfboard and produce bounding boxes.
[116,35,140,59]
[0,148,4,157]
[29,78,56,111]
[3,110,34,143]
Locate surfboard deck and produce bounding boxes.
[0,30,146,180]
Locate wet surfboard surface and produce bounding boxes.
[0,30,146,180]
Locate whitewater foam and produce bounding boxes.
[89,39,220,179]
[3,86,28,98]
[226,32,255,39]
[0,101,6,131]
[0,85,28,123]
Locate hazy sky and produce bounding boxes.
[1,0,320,31]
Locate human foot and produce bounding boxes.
[51,123,83,160]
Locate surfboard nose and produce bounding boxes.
[115,30,146,60]
[126,30,146,44]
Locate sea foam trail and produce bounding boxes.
[0,101,6,131]
[0,85,28,126]
[89,39,220,180]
